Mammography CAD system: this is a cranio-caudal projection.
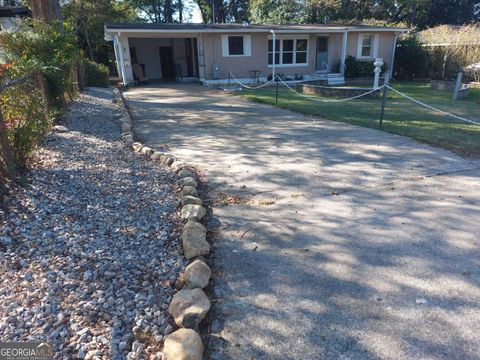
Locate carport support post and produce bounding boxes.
[379,85,388,130]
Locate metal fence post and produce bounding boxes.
[453,71,463,100]
[228,72,231,88]
[379,85,388,130]
[275,76,279,104]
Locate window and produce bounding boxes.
[268,38,308,66]
[228,36,244,55]
[357,34,378,59]
[361,35,372,57]
[296,39,308,64]
[268,39,280,65]
[222,35,251,57]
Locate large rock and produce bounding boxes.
[176,177,198,188]
[168,288,211,328]
[181,205,206,220]
[182,220,209,259]
[151,151,163,160]
[163,329,203,360]
[170,160,186,173]
[132,142,143,152]
[165,157,175,166]
[181,186,198,198]
[182,196,202,207]
[178,170,196,180]
[120,123,131,131]
[184,260,211,289]
[140,146,154,156]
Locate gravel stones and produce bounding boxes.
[163,329,203,360]
[114,88,214,357]
[0,87,184,359]
[181,220,210,259]
[184,260,211,289]
[168,289,211,328]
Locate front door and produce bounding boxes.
[316,37,329,72]
[159,46,175,80]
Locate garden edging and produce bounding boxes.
[113,88,211,360]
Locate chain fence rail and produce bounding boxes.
[227,71,480,156]
[227,72,480,125]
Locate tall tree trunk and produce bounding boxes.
[178,0,183,22]
[408,1,417,27]
[165,0,173,22]
[29,0,62,22]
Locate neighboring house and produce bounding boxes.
[0,1,30,31]
[0,2,31,65]
[104,23,408,86]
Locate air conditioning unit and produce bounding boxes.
[212,63,220,79]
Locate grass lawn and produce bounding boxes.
[236,81,480,156]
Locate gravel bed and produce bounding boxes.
[0,87,184,359]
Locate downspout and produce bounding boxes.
[340,30,348,75]
[270,29,276,80]
[389,33,399,78]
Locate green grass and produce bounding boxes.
[237,81,480,156]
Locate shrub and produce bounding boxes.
[84,60,109,87]
[0,75,52,167]
[393,35,430,80]
[345,56,387,78]
[0,19,80,107]
[418,25,480,68]
[0,20,80,177]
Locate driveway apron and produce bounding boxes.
[124,83,480,360]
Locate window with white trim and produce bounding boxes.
[222,35,251,57]
[356,34,378,59]
[268,38,308,66]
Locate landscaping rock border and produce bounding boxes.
[113,88,212,360]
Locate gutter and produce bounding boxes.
[103,27,411,36]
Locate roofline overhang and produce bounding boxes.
[104,25,409,38]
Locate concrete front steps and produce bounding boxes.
[304,72,346,85]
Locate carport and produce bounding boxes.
[104,23,204,85]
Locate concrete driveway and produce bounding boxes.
[124,83,480,360]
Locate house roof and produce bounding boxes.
[105,22,408,34]
[0,5,31,18]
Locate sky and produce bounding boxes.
[184,0,203,23]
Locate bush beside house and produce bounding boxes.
[345,56,387,78]
[0,19,80,193]
[394,25,480,81]
[84,60,109,87]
